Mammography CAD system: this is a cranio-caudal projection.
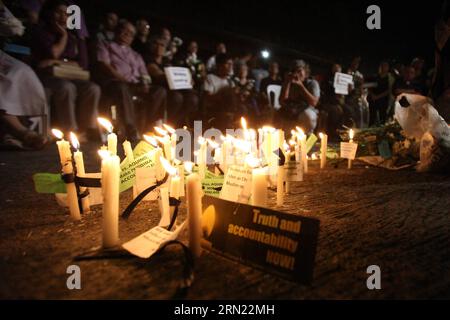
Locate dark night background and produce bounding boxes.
[74,0,446,74]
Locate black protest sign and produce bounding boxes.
[201,196,320,284]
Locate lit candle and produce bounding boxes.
[98,150,120,248]
[319,133,328,169]
[297,127,308,174]
[52,129,81,220]
[70,132,90,213]
[123,140,134,164]
[247,156,267,207]
[185,162,203,258]
[98,117,117,155]
[284,141,291,194]
[155,126,172,163]
[348,129,354,169]
[197,137,207,179]
[163,124,177,161]
[276,149,285,207]
[144,134,164,180]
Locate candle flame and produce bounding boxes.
[233,138,251,153]
[289,139,296,146]
[98,149,110,160]
[154,126,168,136]
[262,125,275,132]
[163,124,175,134]
[283,141,290,151]
[69,132,80,150]
[319,132,324,139]
[143,134,158,147]
[349,129,354,140]
[160,156,177,176]
[311,153,318,160]
[97,117,113,133]
[51,128,64,140]
[184,161,194,173]
[198,136,206,144]
[206,139,219,149]
[245,154,260,168]
[240,117,247,130]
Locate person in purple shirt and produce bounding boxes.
[31,0,100,140]
[96,20,166,136]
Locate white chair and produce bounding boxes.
[267,85,282,110]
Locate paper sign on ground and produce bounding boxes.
[305,133,318,153]
[164,67,193,90]
[340,142,358,160]
[219,165,252,204]
[122,221,186,259]
[285,160,303,182]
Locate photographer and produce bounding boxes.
[277,59,320,133]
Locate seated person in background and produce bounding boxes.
[319,63,346,139]
[206,42,226,72]
[392,65,423,96]
[132,18,150,57]
[95,11,118,44]
[96,20,166,137]
[202,53,238,127]
[1,1,47,150]
[146,37,199,127]
[278,59,320,133]
[232,63,258,117]
[31,0,100,140]
[175,40,206,89]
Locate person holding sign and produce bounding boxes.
[277,60,320,134]
[145,37,199,127]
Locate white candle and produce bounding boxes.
[348,129,354,169]
[285,149,291,194]
[52,129,81,220]
[197,137,207,179]
[298,129,308,174]
[123,140,134,164]
[70,132,90,213]
[251,167,268,207]
[186,163,203,258]
[98,118,117,155]
[319,133,328,169]
[99,150,120,248]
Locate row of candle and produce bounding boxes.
[52,116,356,257]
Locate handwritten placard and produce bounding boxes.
[164,67,193,90]
[219,165,252,204]
[202,177,224,197]
[334,72,354,95]
[340,142,358,160]
[201,196,320,284]
[285,160,303,182]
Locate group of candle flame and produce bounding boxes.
[52,116,355,178]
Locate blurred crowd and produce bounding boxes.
[1,0,450,150]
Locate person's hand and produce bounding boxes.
[140,83,150,94]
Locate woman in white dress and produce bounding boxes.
[0,1,48,149]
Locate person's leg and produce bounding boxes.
[73,80,101,132]
[0,112,47,149]
[44,78,77,131]
[298,107,318,134]
[181,90,199,125]
[145,86,167,128]
[167,90,184,127]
